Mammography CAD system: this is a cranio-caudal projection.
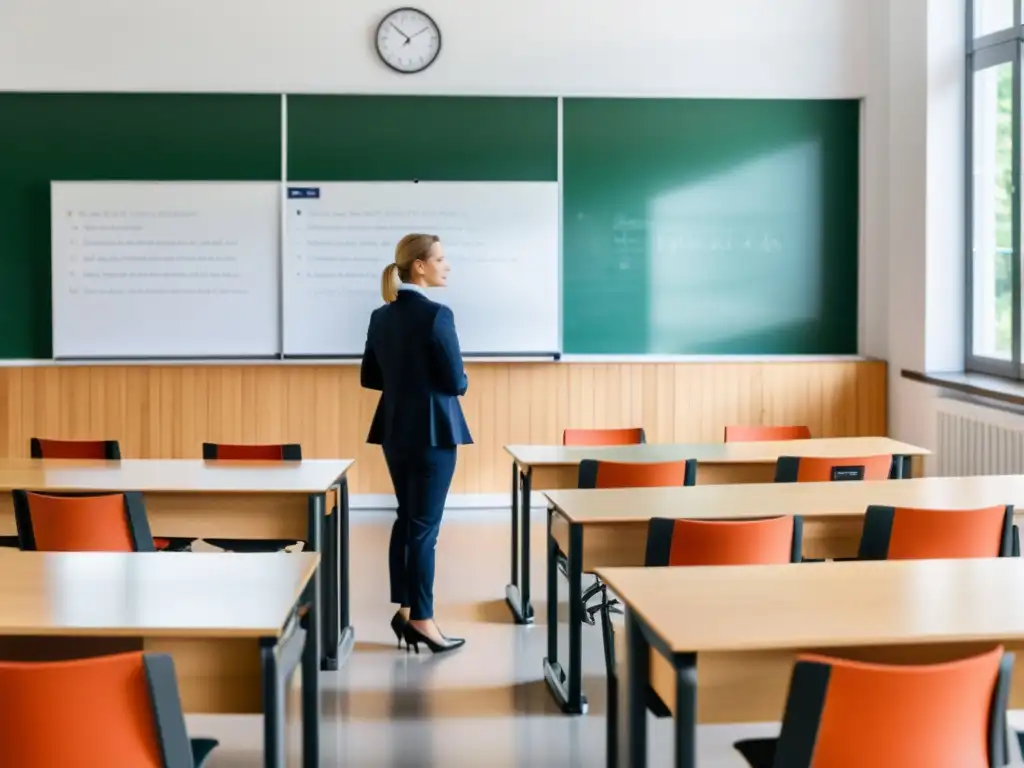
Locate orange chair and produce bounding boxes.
[577,458,697,489]
[30,437,121,460]
[735,646,1013,767]
[857,504,1017,560]
[774,454,899,482]
[0,651,217,767]
[202,442,302,461]
[12,490,155,552]
[645,515,803,567]
[724,425,811,442]
[201,442,303,552]
[562,427,646,446]
[8,438,129,550]
[28,438,191,553]
[604,516,805,760]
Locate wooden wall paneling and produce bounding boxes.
[0,361,887,495]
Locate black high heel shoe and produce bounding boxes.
[402,623,466,655]
[390,611,408,648]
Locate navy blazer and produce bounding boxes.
[361,289,473,449]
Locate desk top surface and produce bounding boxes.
[505,437,929,468]
[596,558,1024,653]
[0,458,352,493]
[0,551,319,637]
[545,473,1024,523]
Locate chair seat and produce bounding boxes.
[191,737,219,767]
[204,538,303,553]
[734,737,778,768]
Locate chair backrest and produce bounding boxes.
[30,438,121,460]
[562,428,646,446]
[578,459,697,489]
[645,516,802,566]
[12,490,154,552]
[0,651,200,768]
[774,454,898,483]
[201,442,302,461]
[770,646,1012,767]
[858,504,1015,560]
[723,425,812,443]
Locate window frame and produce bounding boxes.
[966,0,1024,379]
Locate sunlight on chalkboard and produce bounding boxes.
[645,140,824,353]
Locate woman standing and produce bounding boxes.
[360,233,472,654]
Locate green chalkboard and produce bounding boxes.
[562,98,860,354]
[287,95,558,181]
[0,93,857,358]
[0,93,281,358]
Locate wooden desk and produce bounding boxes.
[0,458,353,672]
[542,473,1020,715]
[0,551,319,768]
[596,559,1024,768]
[503,437,928,626]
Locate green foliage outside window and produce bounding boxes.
[994,64,1013,351]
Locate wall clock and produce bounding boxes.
[375,8,442,74]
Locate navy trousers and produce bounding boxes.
[384,445,457,621]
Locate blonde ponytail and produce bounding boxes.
[383,233,441,303]
[381,262,400,303]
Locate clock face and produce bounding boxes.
[375,8,441,74]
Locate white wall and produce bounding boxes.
[0,0,870,96]
[860,0,892,361]
[884,0,968,467]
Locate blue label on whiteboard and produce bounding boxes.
[288,187,320,199]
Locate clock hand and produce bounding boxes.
[408,26,431,39]
[389,22,411,43]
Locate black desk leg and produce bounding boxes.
[261,590,319,768]
[301,579,321,768]
[521,468,533,619]
[505,464,535,624]
[673,654,698,768]
[321,491,339,670]
[306,494,325,671]
[505,461,521,618]
[511,461,519,588]
[260,639,285,768]
[606,661,619,768]
[624,608,649,767]
[544,518,588,714]
[546,506,559,663]
[543,505,561,704]
[336,477,355,664]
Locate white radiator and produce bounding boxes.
[935,398,1024,476]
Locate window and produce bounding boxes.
[975,0,1015,39]
[968,0,1024,377]
[971,60,1014,361]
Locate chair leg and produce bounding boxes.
[581,580,603,604]
[582,579,605,626]
[603,588,619,768]
[599,584,615,675]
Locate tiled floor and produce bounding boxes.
[188,509,1024,766]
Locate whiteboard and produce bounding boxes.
[51,182,280,358]
[282,182,561,356]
